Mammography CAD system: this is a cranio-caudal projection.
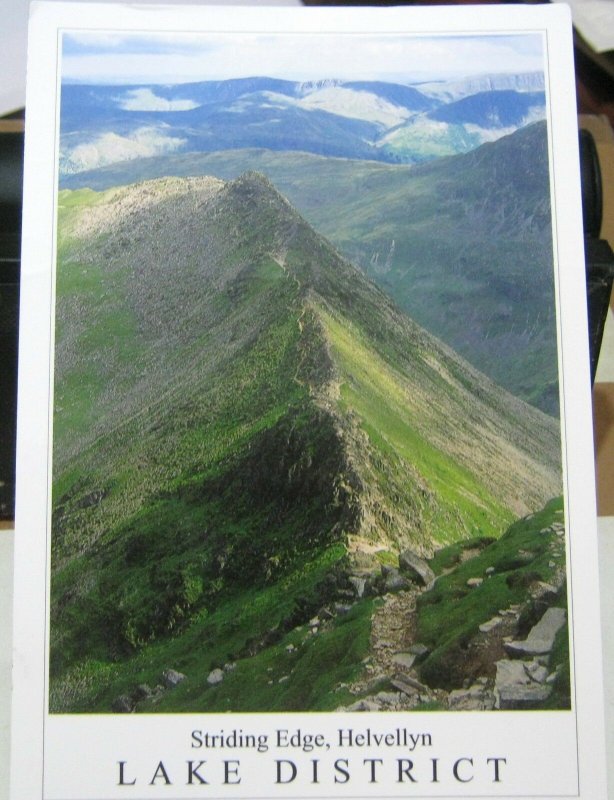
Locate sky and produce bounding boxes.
[61,30,545,86]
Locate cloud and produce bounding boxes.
[60,127,186,174]
[116,88,199,112]
[61,31,544,86]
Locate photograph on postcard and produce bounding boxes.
[49,28,569,716]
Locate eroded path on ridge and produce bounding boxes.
[341,584,451,711]
[369,589,420,677]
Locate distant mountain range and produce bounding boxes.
[415,70,546,102]
[50,172,561,712]
[59,72,545,174]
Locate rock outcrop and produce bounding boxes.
[399,550,435,586]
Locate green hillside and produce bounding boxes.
[416,496,568,701]
[61,122,557,414]
[50,173,561,712]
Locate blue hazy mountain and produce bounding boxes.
[428,90,546,127]
[59,74,545,175]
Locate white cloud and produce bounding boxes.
[60,127,186,174]
[61,32,544,86]
[116,88,199,112]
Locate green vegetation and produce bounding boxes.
[415,496,568,697]
[49,172,563,712]
[379,119,481,162]
[322,306,514,547]
[51,542,366,712]
[147,597,374,713]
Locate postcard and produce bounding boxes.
[11,2,607,798]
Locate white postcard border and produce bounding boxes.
[11,4,607,800]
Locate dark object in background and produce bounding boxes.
[0,130,24,233]
[580,128,614,385]
[0,128,23,519]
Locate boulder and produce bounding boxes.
[525,661,548,684]
[530,582,559,603]
[392,652,416,670]
[495,659,529,687]
[162,669,186,688]
[391,673,428,695]
[494,659,552,709]
[408,643,429,659]
[112,694,134,713]
[207,668,224,686]
[448,682,495,711]
[398,550,435,586]
[375,691,402,707]
[504,607,566,657]
[479,616,503,633]
[133,684,153,701]
[496,682,551,710]
[383,568,409,592]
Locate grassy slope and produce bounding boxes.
[50,176,562,712]
[50,179,368,710]
[416,496,568,703]
[320,306,513,548]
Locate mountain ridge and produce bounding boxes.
[50,171,562,711]
[61,122,557,415]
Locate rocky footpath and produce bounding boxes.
[334,512,569,712]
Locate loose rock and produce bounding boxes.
[392,652,416,670]
[207,668,224,686]
[162,669,186,688]
[494,659,552,709]
[398,550,435,587]
[479,616,502,633]
[504,607,566,657]
[448,682,496,711]
[112,694,134,713]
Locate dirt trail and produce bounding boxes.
[340,578,453,711]
[369,588,420,676]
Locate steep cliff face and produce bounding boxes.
[50,172,561,712]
